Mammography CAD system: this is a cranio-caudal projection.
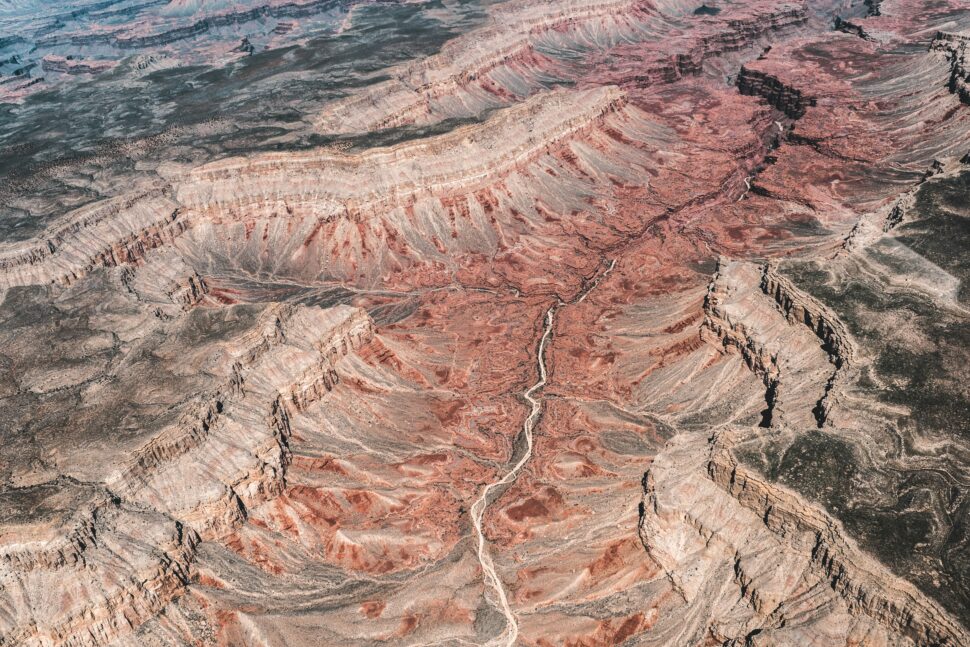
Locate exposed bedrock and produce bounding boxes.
[644,246,968,642]
[580,4,811,87]
[760,261,854,426]
[760,169,970,628]
[34,0,351,51]
[0,275,376,645]
[638,428,965,646]
[0,86,654,290]
[701,258,837,430]
[167,270,209,309]
[313,0,656,134]
[118,251,213,310]
[842,181,921,252]
[684,167,970,638]
[313,0,824,136]
[1,0,970,643]
[40,55,115,76]
[0,483,200,647]
[174,86,676,286]
[736,66,817,119]
[0,191,186,289]
[701,260,781,427]
[833,16,874,41]
[184,87,626,217]
[109,304,376,541]
[708,429,969,646]
[932,32,970,105]
[761,263,852,369]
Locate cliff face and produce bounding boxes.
[1,0,970,644]
[0,481,200,647]
[932,32,970,105]
[311,0,826,137]
[676,165,970,641]
[312,0,654,135]
[736,66,817,119]
[0,295,376,645]
[639,428,965,647]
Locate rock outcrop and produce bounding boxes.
[760,262,853,426]
[313,0,653,134]
[701,258,836,429]
[640,428,966,646]
[833,16,874,41]
[736,66,817,119]
[932,32,970,105]
[706,429,968,647]
[40,55,115,75]
[0,191,185,289]
[109,305,376,538]
[0,483,200,647]
[0,303,376,645]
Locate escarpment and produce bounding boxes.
[172,85,677,285]
[35,0,348,51]
[184,86,627,220]
[686,6,808,59]
[679,166,970,639]
[701,259,836,429]
[639,428,964,646]
[760,265,851,367]
[603,5,810,86]
[0,87,637,292]
[109,303,305,495]
[673,6,808,71]
[737,66,816,119]
[0,191,187,289]
[119,252,212,309]
[0,488,201,647]
[760,262,853,426]
[167,270,208,308]
[701,260,781,425]
[707,430,968,647]
[3,0,970,643]
[315,0,818,135]
[40,55,114,75]
[111,305,376,539]
[840,157,958,252]
[0,485,103,574]
[313,0,650,134]
[833,16,873,41]
[932,32,970,105]
[0,304,376,645]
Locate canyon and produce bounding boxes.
[0,0,969,645]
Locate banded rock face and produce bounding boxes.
[1,0,970,645]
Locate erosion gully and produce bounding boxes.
[470,258,616,647]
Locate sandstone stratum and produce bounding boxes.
[0,0,968,645]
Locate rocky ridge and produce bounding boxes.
[932,32,970,105]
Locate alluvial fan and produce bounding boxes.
[1,0,969,645]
